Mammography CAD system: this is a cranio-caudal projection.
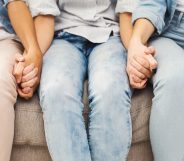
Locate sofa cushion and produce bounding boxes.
[131,85,153,143]
[14,83,153,146]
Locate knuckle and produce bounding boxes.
[139,73,145,79]
[137,65,142,71]
[14,72,18,76]
[22,77,26,82]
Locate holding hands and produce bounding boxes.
[127,38,157,89]
[13,49,42,99]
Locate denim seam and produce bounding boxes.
[124,108,133,161]
[42,114,57,161]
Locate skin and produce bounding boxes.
[7,1,55,99]
[119,13,158,89]
[19,15,55,97]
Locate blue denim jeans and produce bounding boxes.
[39,33,132,161]
[148,11,184,161]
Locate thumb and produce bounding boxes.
[144,46,155,56]
[145,54,158,70]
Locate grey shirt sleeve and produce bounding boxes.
[27,0,60,17]
[116,0,138,13]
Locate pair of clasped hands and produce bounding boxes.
[13,49,42,99]
[127,40,158,89]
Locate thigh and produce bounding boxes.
[0,39,23,105]
[88,36,132,161]
[88,36,131,101]
[39,39,87,110]
[0,39,23,78]
[150,37,184,86]
[149,37,184,161]
[38,39,90,161]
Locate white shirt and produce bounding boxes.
[0,0,138,42]
[28,0,138,43]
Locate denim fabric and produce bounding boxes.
[39,32,132,161]
[0,0,14,33]
[148,11,184,161]
[132,0,176,34]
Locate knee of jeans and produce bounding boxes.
[89,70,131,113]
[154,67,184,91]
[39,80,83,112]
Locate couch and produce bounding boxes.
[11,81,154,161]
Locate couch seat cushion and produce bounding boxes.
[14,83,153,146]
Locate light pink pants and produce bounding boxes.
[0,39,23,161]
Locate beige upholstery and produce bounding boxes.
[11,83,154,161]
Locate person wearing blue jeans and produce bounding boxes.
[36,0,139,161]
[39,32,131,161]
[127,0,184,160]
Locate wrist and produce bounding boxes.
[128,35,142,50]
[131,34,143,43]
[24,47,42,58]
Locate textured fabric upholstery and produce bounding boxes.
[11,82,154,161]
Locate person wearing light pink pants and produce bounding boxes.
[0,0,58,160]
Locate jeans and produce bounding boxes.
[39,33,132,161]
[149,11,184,161]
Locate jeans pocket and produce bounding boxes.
[54,31,69,39]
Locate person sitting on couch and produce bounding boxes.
[127,0,184,160]
[27,0,154,161]
[0,0,59,161]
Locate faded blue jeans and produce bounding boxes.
[39,33,132,161]
[149,11,184,161]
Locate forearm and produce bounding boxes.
[7,1,40,52]
[34,15,55,54]
[119,12,133,49]
[131,18,155,45]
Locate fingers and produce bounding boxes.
[144,46,155,55]
[15,53,24,62]
[13,62,25,84]
[22,67,38,83]
[18,88,33,100]
[133,55,150,70]
[145,54,158,70]
[128,65,146,80]
[130,57,152,78]
[127,65,147,89]
[129,75,147,89]
[144,46,158,70]
[21,87,32,94]
[21,77,38,89]
[18,81,39,100]
[132,74,144,83]
[23,63,35,75]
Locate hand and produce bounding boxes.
[127,38,157,89]
[13,48,42,99]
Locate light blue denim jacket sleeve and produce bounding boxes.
[27,0,60,17]
[132,0,175,34]
[116,0,138,13]
[3,0,10,6]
